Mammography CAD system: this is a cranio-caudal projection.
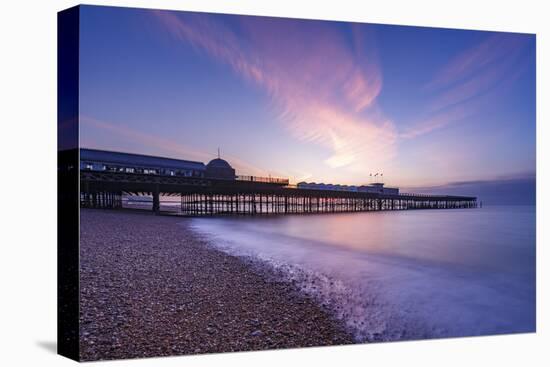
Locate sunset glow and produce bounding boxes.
[79,6,535,188]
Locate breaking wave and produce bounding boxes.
[186,208,535,342]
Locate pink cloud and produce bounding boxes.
[399,103,473,139]
[153,10,396,171]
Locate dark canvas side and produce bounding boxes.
[57,5,80,362]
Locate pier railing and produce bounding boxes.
[236,175,289,185]
[398,193,466,199]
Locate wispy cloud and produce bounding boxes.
[401,33,531,139]
[153,11,397,170]
[399,102,471,140]
[425,34,527,92]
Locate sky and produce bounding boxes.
[78,5,536,193]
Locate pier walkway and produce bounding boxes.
[79,170,477,215]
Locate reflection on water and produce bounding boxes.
[189,206,535,341]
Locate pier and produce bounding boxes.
[177,190,477,215]
[73,149,477,215]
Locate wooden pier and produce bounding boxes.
[79,170,477,215]
[179,192,476,215]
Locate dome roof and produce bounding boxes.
[206,158,232,169]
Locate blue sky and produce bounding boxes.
[78,5,536,189]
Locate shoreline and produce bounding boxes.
[79,209,353,361]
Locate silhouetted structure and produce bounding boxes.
[205,158,236,180]
[80,148,205,177]
[69,148,478,215]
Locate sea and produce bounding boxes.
[188,205,536,342]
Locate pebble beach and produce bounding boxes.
[79,209,353,361]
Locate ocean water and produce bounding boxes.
[188,206,536,342]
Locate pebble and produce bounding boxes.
[250,330,264,337]
[79,209,353,361]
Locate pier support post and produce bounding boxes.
[152,185,160,213]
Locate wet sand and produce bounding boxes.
[79,209,353,361]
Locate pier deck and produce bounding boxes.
[79,170,477,215]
